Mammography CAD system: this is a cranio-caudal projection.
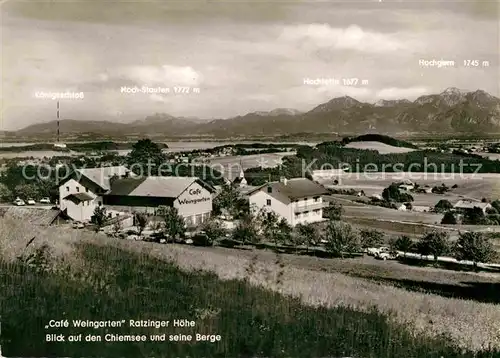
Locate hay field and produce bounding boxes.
[1,217,500,352]
[207,152,294,179]
[344,141,417,154]
[342,205,442,224]
[329,173,500,201]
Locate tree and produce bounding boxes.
[0,183,13,202]
[201,218,226,244]
[441,211,457,224]
[296,223,319,253]
[324,201,343,220]
[453,231,497,270]
[390,235,413,257]
[276,218,293,246]
[259,210,281,247]
[14,183,39,200]
[126,139,166,173]
[463,207,487,225]
[486,207,498,215]
[112,219,123,237]
[159,206,186,242]
[417,231,450,262]
[434,199,453,213]
[360,229,384,249]
[382,183,414,203]
[324,221,360,258]
[135,212,149,236]
[213,184,242,218]
[232,213,259,244]
[92,206,107,232]
[491,200,500,212]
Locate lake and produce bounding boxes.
[0,141,316,159]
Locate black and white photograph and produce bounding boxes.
[0,0,499,356]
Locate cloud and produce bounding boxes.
[278,24,408,53]
[117,65,203,87]
[375,87,429,100]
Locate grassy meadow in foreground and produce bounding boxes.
[1,242,498,358]
[0,218,500,357]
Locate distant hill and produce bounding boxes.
[10,88,500,139]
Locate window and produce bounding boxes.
[266,199,271,206]
[66,186,69,191]
[86,187,89,192]
[76,187,79,192]
[267,187,272,193]
[295,213,300,218]
[314,196,320,202]
[304,211,309,216]
[313,209,320,215]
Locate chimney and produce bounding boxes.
[279,176,287,185]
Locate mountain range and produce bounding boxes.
[4,88,500,139]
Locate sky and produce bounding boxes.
[1,0,499,130]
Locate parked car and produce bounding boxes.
[72,222,85,229]
[27,198,36,205]
[13,198,25,206]
[367,246,390,256]
[375,250,399,260]
[39,197,51,204]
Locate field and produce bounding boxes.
[206,152,295,179]
[1,218,500,357]
[344,141,418,154]
[330,173,500,200]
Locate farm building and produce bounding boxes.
[247,177,329,227]
[59,166,215,226]
[311,169,347,181]
[104,176,215,227]
[453,199,492,214]
[59,166,132,222]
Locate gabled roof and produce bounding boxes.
[0,207,62,226]
[64,192,94,202]
[453,199,491,210]
[107,176,215,198]
[247,178,329,200]
[74,166,131,191]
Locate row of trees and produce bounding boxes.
[390,231,497,269]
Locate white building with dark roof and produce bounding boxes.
[104,176,214,227]
[59,166,132,222]
[453,199,492,214]
[247,177,329,226]
[59,166,214,226]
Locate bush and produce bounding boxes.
[434,200,453,213]
[441,211,457,224]
[192,232,213,246]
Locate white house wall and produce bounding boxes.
[59,178,102,222]
[249,189,293,224]
[174,181,213,226]
[249,189,325,227]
